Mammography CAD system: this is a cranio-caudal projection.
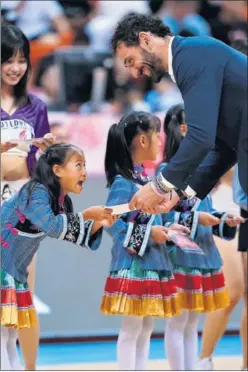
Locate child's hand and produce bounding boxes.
[168,224,190,235]
[101,208,119,227]
[199,212,220,226]
[82,206,118,226]
[151,226,171,243]
[225,213,246,227]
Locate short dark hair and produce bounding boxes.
[111,13,172,52]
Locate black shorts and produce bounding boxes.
[238,208,248,252]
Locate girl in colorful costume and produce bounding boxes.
[1,143,116,370]
[159,104,244,370]
[1,23,54,370]
[101,111,189,370]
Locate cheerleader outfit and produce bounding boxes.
[1,183,102,329]
[159,163,235,312]
[101,165,181,318]
[1,93,50,202]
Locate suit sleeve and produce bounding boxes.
[161,55,224,191]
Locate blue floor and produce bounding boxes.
[19,335,241,366]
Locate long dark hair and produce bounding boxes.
[105,111,161,187]
[1,23,31,107]
[163,104,185,162]
[19,144,84,214]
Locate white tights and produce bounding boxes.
[117,316,153,370]
[1,327,22,370]
[165,310,200,370]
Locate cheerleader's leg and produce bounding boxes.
[165,310,189,370]
[135,316,153,370]
[117,316,143,370]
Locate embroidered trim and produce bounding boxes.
[17,230,45,238]
[1,184,16,202]
[212,211,225,238]
[174,196,199,213]
[61,214,82,243]
[123,222,134,248]
[58,214,68,240]
[124,214,154,257]
[178,211,194,231]
[173,212,180,225]
[219,212,228,239]
[139,215,154,257]
[191,198,201,211]
[190,212,199,240]
[81,220,95,248]
[76,213,85,245]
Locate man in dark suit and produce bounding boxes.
[111,13,247,213]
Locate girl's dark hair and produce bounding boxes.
[1,23,31,107]
[163,104,185,162]
[20,144,84,214]
[105,111,161,187]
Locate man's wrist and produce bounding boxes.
[156,172,195,200]
[150,181,165,197]
[155,173,173,194]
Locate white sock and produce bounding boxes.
[7,328,23,370]
[184,311,200,370]
[135,316,153,370]
[165,310,189,370]
[1,327,11,370]
[117,316,143,370]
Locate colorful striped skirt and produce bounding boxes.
[1,269,37,328]
[173,265,230,312]
[101,259,181,317]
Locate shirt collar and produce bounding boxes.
[168,36,176,83]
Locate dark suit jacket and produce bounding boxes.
[161,36,248,198]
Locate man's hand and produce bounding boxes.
[129,182,179,214]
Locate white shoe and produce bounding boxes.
[195,357,214,370]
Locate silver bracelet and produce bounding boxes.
[150,181,165,197]
[155,173,171,194]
